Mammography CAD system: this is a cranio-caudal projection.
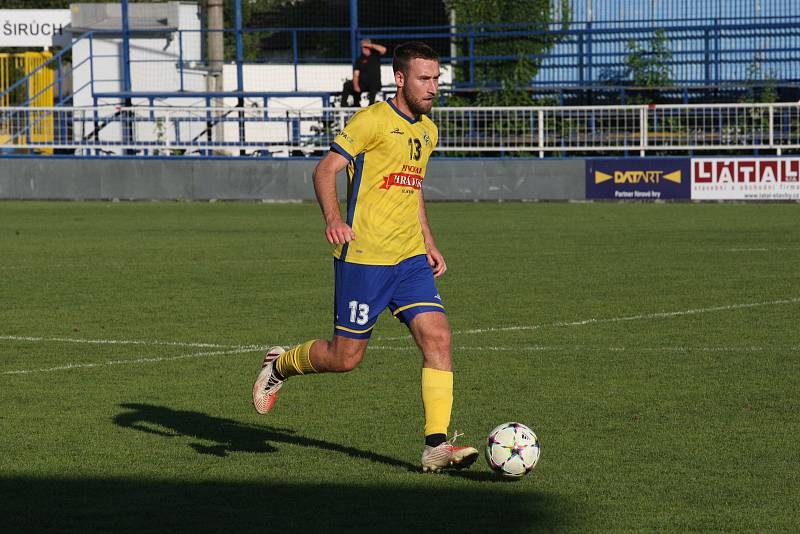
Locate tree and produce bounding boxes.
[740,58,778,104]
[624,29,672,103]
[444,0,569,106]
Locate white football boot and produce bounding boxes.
[252,346,285,414]
[421,432,479,472]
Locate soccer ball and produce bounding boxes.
[485,422,541,479]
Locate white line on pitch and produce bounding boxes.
[1,346,267,375]
[4,297,797,373]
[0,335,233,349]
[375,297,800,341]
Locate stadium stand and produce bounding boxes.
[0,0,798,157]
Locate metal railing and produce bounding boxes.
[1,103,799,157]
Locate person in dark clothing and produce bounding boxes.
[353,39,387,106]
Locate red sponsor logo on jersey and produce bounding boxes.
[693,159,800,183]
[380,165,424,190]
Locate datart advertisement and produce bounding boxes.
[586,158,691,200]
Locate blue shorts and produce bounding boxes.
[333,254,446,339]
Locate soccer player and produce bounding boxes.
[253,42,478,472]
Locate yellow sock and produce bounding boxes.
[421,367,453,437]
[275,340,318,378]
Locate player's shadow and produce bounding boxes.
[6,405,585,532]
[113,402,417,471]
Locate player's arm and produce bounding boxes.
[313,151,355,245]
[419,191,446,278]
[352,69,361,92]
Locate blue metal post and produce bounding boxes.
[468,33,475,86]
[121,0,133,152]
[714,18,721,85]
[350,0,359,64]
[89,34,95,96]
[235,0,244,94]
[292,30,299,91]
[121,0,131,95]
[57,56,64,141]
[577,32,585,87]
[179,30,185,92]
[704,27,711,87]
[57,56,64,106]
[235,0,245,153]
[25,77,32,146]
[205,95,212,157]
[93,96,100,155]
[586,20,593,87]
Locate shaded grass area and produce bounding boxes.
[3,476,574,533]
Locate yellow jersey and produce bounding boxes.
[330,99,439,265]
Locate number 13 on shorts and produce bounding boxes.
[348,300,370,325]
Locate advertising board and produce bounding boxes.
[586,158,691,200]
[692,158,800,200]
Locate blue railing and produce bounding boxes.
[0,32,93,108]
[366,17,800,88]
[3,17,799,111]
[561,0,797,25]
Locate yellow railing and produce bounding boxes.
[0,51,54,153]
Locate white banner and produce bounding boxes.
[691,158,800,200]
[0,10,70,48]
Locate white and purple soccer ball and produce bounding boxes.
[485,422,541,479]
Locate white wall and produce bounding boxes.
[218,63,453,155]
[72,2,203,107]
[222,63,453,107]
[70,2,205,152]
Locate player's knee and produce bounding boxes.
[329,341,366,372]
[331,352,363,372]
[426,326,451,353]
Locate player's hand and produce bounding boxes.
[326,220,356,245]
[426,245,447,278]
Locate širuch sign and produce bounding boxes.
[0,10,70,48]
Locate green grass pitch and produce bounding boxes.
[1,201,798,532]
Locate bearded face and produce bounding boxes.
[396,58,440,117]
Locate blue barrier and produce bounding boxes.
[2,11,799,113]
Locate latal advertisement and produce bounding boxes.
[692,158,800,200]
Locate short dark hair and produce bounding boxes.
[392,41,439,75]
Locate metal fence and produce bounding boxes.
[1,103,799,157]
[559,0,798,25]
[3,20,798,115]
